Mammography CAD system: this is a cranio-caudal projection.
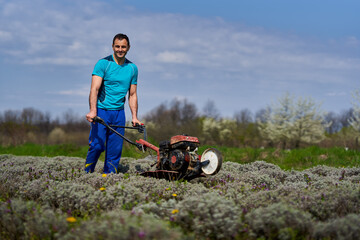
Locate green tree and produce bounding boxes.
[143,99,201,143]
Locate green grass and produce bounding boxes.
[277,146,360,170]
[199,145,360,170]
[1,143,359,170]
[0,143,148,160]
[0,143,88,158]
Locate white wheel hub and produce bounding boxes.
[200,148,222,175]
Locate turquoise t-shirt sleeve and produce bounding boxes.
[131,64,138,85]
[92,59,108,78]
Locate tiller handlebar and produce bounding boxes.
[93,116,146,151]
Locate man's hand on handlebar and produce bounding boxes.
[86,111,97,123]
[131,118,143,127]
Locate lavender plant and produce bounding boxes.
[245,203,313,239]
[1,154,360,239]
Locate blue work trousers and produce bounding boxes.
[85,108,125,173]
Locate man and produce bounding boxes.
[85,33,141,173]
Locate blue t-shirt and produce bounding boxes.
[92,55,138,110]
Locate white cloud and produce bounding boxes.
[52,85,89,97]
[23,57,93,66]
[156,51,191,64]
[326,91,347,97]
[346,36,360,47]
[0,0,359,116]
[0,30,12,41]
[2,0,359,78]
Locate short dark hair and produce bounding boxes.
[113,33,130,46]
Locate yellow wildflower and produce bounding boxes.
[66,217,77,223]
[172,193,177,197]
[102,174,107,177]
[99,187,106,191]
[171,209,179,214]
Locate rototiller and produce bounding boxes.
[93,116,222,181]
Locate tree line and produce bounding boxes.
[142,95,358,149]
[1,92,359,149]
[0,108,89,146]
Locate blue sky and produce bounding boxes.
[0,0,359,120]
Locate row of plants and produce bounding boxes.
[1,154,360,239]
[1,143,359,170]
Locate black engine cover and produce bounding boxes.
[169,149,189,171]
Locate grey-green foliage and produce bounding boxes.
[0,198,185,240]
[134,192,241,240]
[59,210,185,240]
[1,155,360,239]
[175,192,241,239]
[245,203,313,240]
[313,213,360,240]
[258,92,330,148]
[0,198,68,239]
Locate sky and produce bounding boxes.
[0,0,359,120]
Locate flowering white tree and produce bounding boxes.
[348,89,360,133]
[258,93,330,149]
[202,117,236,145]
[290,96,330,148]
[257,93,293,148]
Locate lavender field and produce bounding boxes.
[1,154,360,239]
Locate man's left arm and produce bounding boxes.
[128,84,142,126]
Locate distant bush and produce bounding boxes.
[48,127,66,144]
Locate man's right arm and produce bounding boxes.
[86,75,103,122]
